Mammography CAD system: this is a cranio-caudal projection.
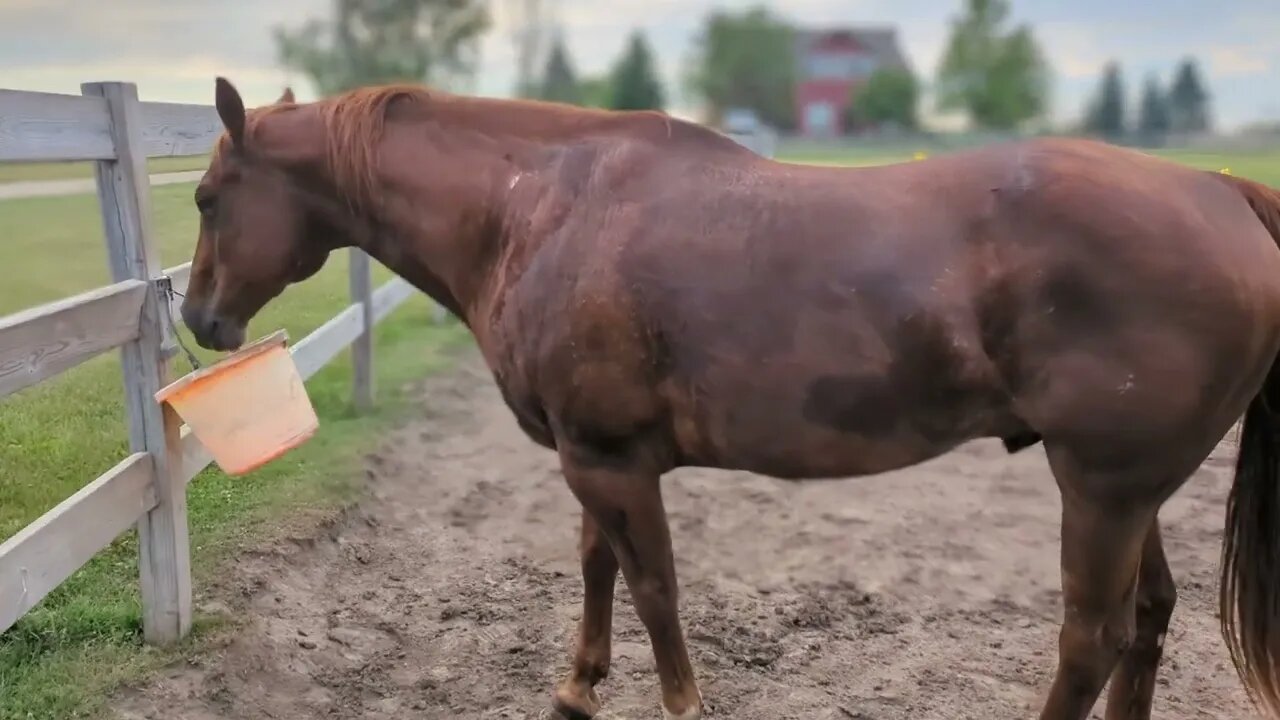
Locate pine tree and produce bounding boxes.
[539,35,581,105]
[1137,74,1171,143]
[1169,57,1211,134]
[608,30,665,111]
[1084,61,1126,139]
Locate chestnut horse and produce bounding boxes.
[182,77,1280,720]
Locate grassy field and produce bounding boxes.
[0,156,210,184]
[0,165,469,719]
[1,141,1278,719]
[774,141,1280,186]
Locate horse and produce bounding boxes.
[180,76,1280,720]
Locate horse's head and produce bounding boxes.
[181,77,341,351]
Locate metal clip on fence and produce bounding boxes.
[154,275,202,371]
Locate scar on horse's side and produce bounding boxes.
[181,77,1280,720]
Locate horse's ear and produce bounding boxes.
[214,76,246,147]
[277,87,295,104]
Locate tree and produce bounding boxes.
[847,68,919,131]
[608,30,665,111]
[507,0,552,98]
[538,35,581,104]
[275,0,490,96]
[1137,74,1171,143]
[1168,57,1211,134]
[686,6,796,130]
[578,75,613,108]
[1084,61,1126,139]
[935,0,1050,130]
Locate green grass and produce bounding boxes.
[0,156,211,184]
[0,176,470,719]
[775,141,1280,187]
[1147,148,1280,184]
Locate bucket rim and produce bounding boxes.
[154,328,290,404]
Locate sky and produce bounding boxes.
[2,0,1278,132]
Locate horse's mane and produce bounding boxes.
[318,85,422,214]
[246,82,746,214]
[237,84,427,214]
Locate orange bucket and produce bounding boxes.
[155,329,318,476]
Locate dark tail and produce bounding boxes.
[1219,172,1280,716]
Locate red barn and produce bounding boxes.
[794,27,910,138]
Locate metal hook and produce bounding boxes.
[155,276,203,371]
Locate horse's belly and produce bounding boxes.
[730,431,961,480]
[680,376,1006,480]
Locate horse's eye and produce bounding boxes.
[195,194,217,218]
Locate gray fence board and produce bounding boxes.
[0,278,147,399]
[0,89,114,161]
[0,453,156,635]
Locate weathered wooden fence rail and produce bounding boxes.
[0,82,423,644]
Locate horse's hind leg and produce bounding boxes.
[555,448,702,720]
[1039,448,1168,720]
[1103,521,1177,720]
[553,510,620,719]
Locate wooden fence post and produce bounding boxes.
[349,248,374,410]
[82,81,191,645]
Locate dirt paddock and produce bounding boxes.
[115,348,1261,719]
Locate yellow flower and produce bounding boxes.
[1219,167,1232,175]
[913,151,929,161]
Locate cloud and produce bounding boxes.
[2,58,292,107]
[1057,56,1105,80]
[1210,47,1269,76]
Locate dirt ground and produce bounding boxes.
[113,348,1261,720]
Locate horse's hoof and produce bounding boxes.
[663,690,703,720]
[663,706,702,720]
[551,685,600,720]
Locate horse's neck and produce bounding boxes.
[354,132,513,327]
[345,98,728,327]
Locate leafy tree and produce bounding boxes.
[1168,57,1211,133]
[609,30,665,111]
[847,68,919,130]
[578,75,613,108]
[538,35,581,104]
[1137,74,1171,142]
[508,0,551,98]
[686,6,796,130]
[1084,61,1126,139]
[274,0,490,95]
[935,0,1050,129]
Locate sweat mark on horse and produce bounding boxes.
[181,77,1280,720]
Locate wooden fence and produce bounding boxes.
[0,82,423,645]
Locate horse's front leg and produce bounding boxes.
[555,446,702,720]
[553,510,620,719]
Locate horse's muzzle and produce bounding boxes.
[181,300,245,352]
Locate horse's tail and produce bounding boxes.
[1219,171,1280,717]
